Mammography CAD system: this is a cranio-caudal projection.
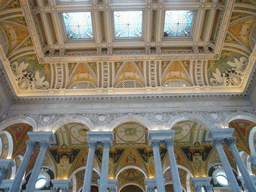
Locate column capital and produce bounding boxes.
[194,185,202,192]
[26,140,38,148]
[208,128,234,140]
[40,141,51,149]
[51,179,72,190]
[224,137,236,146]
[88,140,98,149]
[27,131,55,143]
[148,130,175,141]
[164,139,174,147]
[150,139,161,148]
[145,178,157,189]
[212,138,224,146]
[101,140,112,148]
[0,159,15,170]
[191,177,212,189]
[205,184,213,191]
[108,179,118,191]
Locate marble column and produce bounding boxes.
[145,178,156,192]
[107,179,118,192]
[98,132,113,192]
[25,141,51,192]
[212,138,240,191]
[0,159,14,184]
[225,137,256,192]
[191,177,212,192]
[82,140,98,192]
[51,179,72,192]
[99,140,112,192]
[151,139,166,192]
[209,129,240,192]
[9,140,37,192]
[165,138,182,192]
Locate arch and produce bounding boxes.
[115,165,147,179]
[118,183,145,192]
[70,166,100,179]
[109,115,153,131]
[50,116,95,133]
[0,116,37,132]
[165,182,186,192]
[224,112,256,128]
[0,131,14,159]
[166,115,212,130]
[249,126,256,155]
[77,184,98,192]
[163,165,193,192]
[70,166,100,192]
[163,165,193,178]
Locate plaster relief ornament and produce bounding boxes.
[11,61,50,90]
[210,57,248,86]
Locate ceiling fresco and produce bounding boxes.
[0,0,255,99]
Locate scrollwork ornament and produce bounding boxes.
[26,140,38,149]
[224,137,236,146]
[212,138,224,147]
[147,186,154,192]
[109,187,116,192]
[88,140,98,149]
[150,140,161,148]
[40,141,51,149]
[205,184,213,191]
[194,185,203,192]
[102,140,112,149]
[164,139,174,147]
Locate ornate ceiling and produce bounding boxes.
[0,0,255,101]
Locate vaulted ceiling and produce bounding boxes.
[0,0,256,101]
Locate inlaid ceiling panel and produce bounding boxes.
[0,0,255,98]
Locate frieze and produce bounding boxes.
[2,110,256,132]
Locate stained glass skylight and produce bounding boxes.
[63,12,93,39]
[114,11,143,38]
[164,10,194,37]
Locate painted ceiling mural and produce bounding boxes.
[0,0,255,96]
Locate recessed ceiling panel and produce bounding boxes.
[114,11,143,38]
[63,12,93,39]
[164,10,194,37]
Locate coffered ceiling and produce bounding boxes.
[0,0,256,100]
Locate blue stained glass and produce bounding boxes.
[63,12,93,39]
[164,11,194,37]
[114,11,143,38]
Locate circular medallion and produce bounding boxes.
[70,124,89,144]
[116,123,146,145]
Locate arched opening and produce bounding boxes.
[0,123,33,180]
[112,122,148,191]
[120,185,143,192]
[74,169,100,192]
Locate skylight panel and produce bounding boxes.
[164,10,194,37]
[63,12,93,39]
[114,11,143,38]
